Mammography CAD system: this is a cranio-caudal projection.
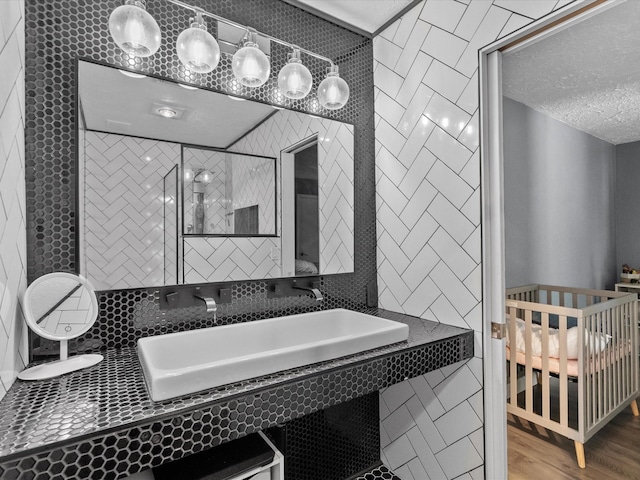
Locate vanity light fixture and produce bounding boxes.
[108,0,350,109]
[176,12,220,74]
[317,65,350,111]
[232,29,270,87]
[108,0,161,58]
[277,49,312,100]
[183,166,194,182]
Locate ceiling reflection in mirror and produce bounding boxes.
[77,60,354,291]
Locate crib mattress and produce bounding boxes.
[506,346,578,376]
[506,344,631,378]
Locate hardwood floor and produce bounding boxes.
[508,407,640,479]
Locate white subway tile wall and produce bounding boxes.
[83,132,180,290]
[231,109,355,276]
[374,0,568,477]
[0,0,26,401]
[183,236,281,283]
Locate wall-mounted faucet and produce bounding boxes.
[160,285,232,315]
[267,277,323,302]
[292,284,323,302]
[194,292,217,313]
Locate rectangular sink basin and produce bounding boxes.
[137,309,409,401]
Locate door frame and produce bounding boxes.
[478,0,618,477]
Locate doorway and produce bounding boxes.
[479,0,629,477]
[294,143,320,273]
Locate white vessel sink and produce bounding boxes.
[137,309,409,401]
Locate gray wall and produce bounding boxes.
[616,141,640,271]
[503,97,617,290]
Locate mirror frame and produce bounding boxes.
[180,144,279,238]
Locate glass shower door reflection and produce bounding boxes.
[163,165,180,285]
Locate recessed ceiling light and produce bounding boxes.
[151,102,186,119]
[119,69,147,79]
[158,107,177,118]
[179,83,199,90]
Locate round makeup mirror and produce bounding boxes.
[19,272,103,381]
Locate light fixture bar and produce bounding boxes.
[164,0,336,67]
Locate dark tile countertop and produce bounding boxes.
[0,308,472,479]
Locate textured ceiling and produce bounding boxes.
[503,0,640,145]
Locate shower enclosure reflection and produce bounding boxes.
[182,146,276,236]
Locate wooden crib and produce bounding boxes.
[505,284,639,468]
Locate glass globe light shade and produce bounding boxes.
[109,0,161,58]
[232,39,270,88]
[176,14,220,74]
[277,50,312,99]
[318,65,350,110]
[195,169,214,184]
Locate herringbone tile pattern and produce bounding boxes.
[82,131,180,290]
[374,0,569,477]
[183,236,281,283]
[231,110,355,274]
[0,0,27,401]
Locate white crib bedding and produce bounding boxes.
[506,316,615,377]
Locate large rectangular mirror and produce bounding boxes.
[77,59,354,290]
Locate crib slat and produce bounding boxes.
[525,309,533,413]
[633,300,639,394]
[559,314,568,428]
[623,304,630,400]
[613,307,619,410]
[592,315,598,427]
[509,306,517,408]
[597,311,604,421]
[577,313,585,438]
[605,308,612,414]
[542,312,550,421]
[632,300,639,394]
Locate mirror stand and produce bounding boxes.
[18,340,103,381]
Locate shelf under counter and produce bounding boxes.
[0,309,473,480]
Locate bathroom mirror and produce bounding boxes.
[77,59,355,290]
[19,272,103,380]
